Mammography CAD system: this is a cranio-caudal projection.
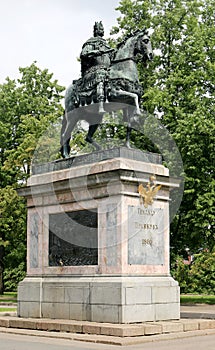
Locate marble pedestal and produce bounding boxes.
[18,148,180,323]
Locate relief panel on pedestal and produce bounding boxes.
[49,209,98,266]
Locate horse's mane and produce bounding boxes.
[116,27,147,49]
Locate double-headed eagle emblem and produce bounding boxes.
[138,175,161,207]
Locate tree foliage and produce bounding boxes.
[0,62,65,293]
[111,0,215,252]
[171,251,215,294]
[0,62,64,185]
[0,187,26,292]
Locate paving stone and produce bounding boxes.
[199,319,215,330]
[72,332,125,345]
[60,322,83,333]
[100,324,145,337]
[9,318,37,329]
[181,319,199,331]
[0,315,215,345]
[82,324,101,335]
[43,322,61,332]
[144,323,162,335]
[36,320,49,331]
[0,318,10,327]
[155,321,183,333]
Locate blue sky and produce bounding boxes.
[0,0,120,87]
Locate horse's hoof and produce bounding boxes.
[125,142,132,149]
[63,154,70,159]
[86,136,102,151]
[93,143,102,151]
[98,108,105,115]
[60,146,70,159]
[130,115,140,127]
[61,153,69,159]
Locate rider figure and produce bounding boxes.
[80,21,114,112]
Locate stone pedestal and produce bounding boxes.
[18,147,180,323]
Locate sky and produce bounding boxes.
[0,0,120,87]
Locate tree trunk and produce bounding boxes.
[0,246,4,294]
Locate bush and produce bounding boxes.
[188,252,215,294]
[3,262,26,292]
[171,255,191,293]
[171,251,215,294]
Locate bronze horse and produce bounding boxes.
[60,29,153,158]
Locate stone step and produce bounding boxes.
[0,316,214,338]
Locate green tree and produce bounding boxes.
[0,187,26,293]
[111,0,215,251]
[171,251,215,294]
[0,62,64,184]
[0,62,65,293]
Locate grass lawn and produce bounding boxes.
[0,292,17,312]
[1,292,214,306]
[0,308,17,312]
[0,292,17,303]
[181,294,215,305]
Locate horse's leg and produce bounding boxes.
[97,81,106,114]
[60,138,71,158]
[117,90,140,115]
[61,110,79,158]
[60,111,67,146]
[86,123,101,150]
[85,112,103,150]
[60,111,70,158]
[126,124,132,148]
[122,108,132,148]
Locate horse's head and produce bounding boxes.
[135,30,153,62]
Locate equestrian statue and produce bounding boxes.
[60,21,153,158]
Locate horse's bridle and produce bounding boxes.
[112,34,150,64]
[111,56,136,64]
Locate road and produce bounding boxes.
[0,332,215,350]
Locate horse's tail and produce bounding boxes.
[60,110,66,146]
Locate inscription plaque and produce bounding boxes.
[128,206,164,265]
[49,209,98,266]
